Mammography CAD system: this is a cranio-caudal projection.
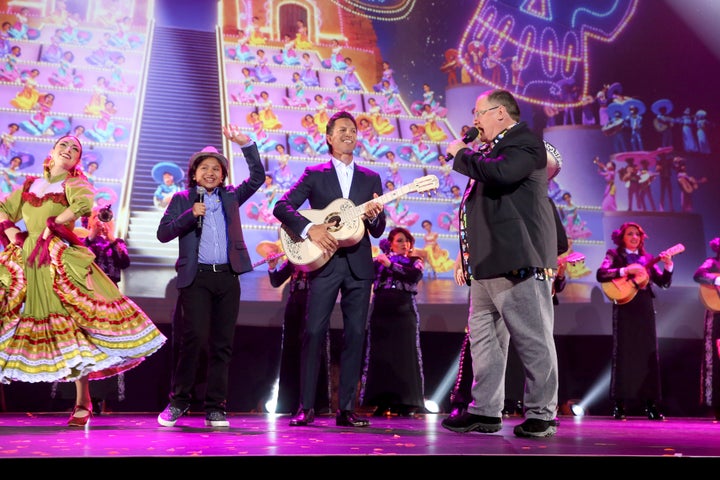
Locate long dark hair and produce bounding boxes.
[611,222,647,253]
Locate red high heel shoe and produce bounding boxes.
[68,405,93,427]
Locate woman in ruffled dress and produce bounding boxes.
[0,135,166,427]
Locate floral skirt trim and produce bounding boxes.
[0,238,167,383]
[0,244,26,315]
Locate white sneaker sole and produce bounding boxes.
[205,420,230,427]
[157,415,178,427]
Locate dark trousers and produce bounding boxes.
[300,256,372,412]
[627,184,640,211]
[277,290,332,413]
[659,179,673,211]
[170,270,240,412]
[449,332,473,407]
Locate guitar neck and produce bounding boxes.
[643,255,664,271]
[345,184,416,221]
[636,244,685,270]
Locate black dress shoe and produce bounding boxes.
[336,410,370,427]
[372,406,390,417]
[289,408,315,426]
[612,401,626,420]
[396,406,417,418]
[646,403,665,421]
[612,405,626,420]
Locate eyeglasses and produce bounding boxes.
[474,105,500,118]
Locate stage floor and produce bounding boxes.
[2,412,720,469]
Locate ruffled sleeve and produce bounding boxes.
[63,175,95,219]
[0,181,26,223]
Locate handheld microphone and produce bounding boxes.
[446,127,479,161]
[196,186,206,230]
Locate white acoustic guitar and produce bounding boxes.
[280,175,439,272]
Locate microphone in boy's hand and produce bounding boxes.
[196,186,206,230]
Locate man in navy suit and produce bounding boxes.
[156,126,265,428]
[273,111,386,427]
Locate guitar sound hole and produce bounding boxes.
[325,214,342,232]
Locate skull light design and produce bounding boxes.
[459,0,639,108]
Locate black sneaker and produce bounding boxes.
[513,418,558,438]
[441,411,502,433]
[157,404,189,427]
[205,410,230,427]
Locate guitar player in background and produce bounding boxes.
[273,110,386,428]
[596,222,674,421]
[655,153,677,212]
[675,158,707,213]
[693,236,720,421]
[619,159,641,211]
[637,158,657,212]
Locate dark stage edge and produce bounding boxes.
[1,413,720,471]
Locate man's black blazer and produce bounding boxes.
[452,122,557,279]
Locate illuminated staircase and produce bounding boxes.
[126,26,223,267]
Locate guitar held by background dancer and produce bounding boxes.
[596,222,673,421]
[693,237,720,420]
[695,237,720,313]
[601,243,684,304]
